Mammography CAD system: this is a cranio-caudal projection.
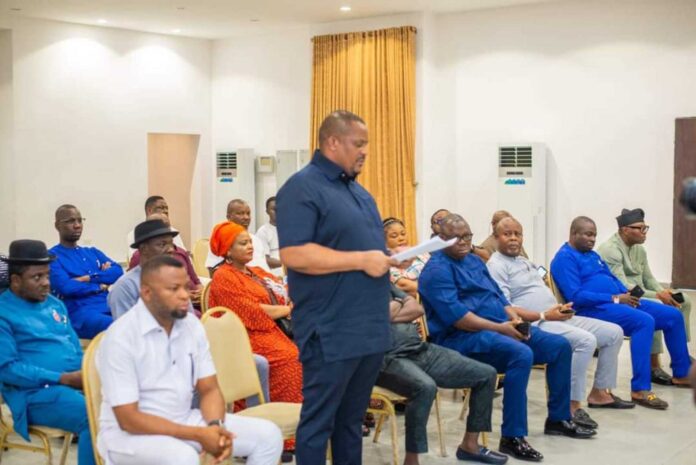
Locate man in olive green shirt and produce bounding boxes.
[597,208,692,385]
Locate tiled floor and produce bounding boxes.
[3,294,696,465]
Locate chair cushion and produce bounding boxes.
[372,386,407,402]
[236,402,301,438]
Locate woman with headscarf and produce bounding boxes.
[207,221,302,454]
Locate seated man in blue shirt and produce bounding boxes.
[550,216,692,410]
[419,214,595,463]
[50,204,123,339]
[0,240,95,465]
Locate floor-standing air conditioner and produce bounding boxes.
[214,149,257,231]
[275,149,310,191]
[497,144,548,264]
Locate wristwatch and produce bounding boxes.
[612,295,620,305]
[538,312,546,322]
[207,419,225,428]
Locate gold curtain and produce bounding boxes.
[310,26,417,241]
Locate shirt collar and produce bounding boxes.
[311,149,355,183]
[134,299,162,336]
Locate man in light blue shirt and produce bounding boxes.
[487,217,630,430]
[0,240,95,465]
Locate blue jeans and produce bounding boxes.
[377,344,496,453]
[26,385,95,465]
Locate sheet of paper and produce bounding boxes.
[391,236,457,262]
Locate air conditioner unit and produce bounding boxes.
[214,149,257,231]
[497,144,548,264]
[275,149,310,190]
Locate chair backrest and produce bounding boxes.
[200,281,212,314]
[82,332,105,465]
[201,307,266,404]
[546,271,567,304]
[193,239,210,278]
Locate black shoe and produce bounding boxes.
[281,451,294,463]
[498,437,543,462]
[544,419,596,438]
[651,367,673,385]
[588,393,635,409]
[456,446,509,464]
[572,408,598,429]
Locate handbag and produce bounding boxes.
[250,272,293,339]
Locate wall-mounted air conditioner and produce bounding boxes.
[214,149,256,231]
[497,144,548,264]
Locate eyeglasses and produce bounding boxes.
[626,225,649,233]
[59,217,86,225]
[443,233,474,242]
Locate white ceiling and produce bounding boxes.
[0,0,563,39]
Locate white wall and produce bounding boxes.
[0,29,14,248]
[210,1,696,281]
[433,0,696,280]
[210,13,425,234]
[211,27,312,231]
[2,18,212,260]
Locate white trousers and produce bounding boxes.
[102,410,283,465]
[536,316,624,401]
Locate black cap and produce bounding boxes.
[131,219,179,248]
[0,240,56,264]
[616,208,645,227]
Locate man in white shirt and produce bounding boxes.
[205,199,266,273]
[255,196,282,276]
[127,196,186,260]
[96,255,282,465]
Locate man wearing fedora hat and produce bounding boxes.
[0,239,96,465]
[108,218,193,319]
[598,208,692,386]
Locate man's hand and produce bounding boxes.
[498,321,526,341]
[197,425,233,458]
[544,303,574,322]
[59,370,83,389]
[656,289,680,307]
[190,285,203,303]
[101,262,112,271]
[74,275,90,283]
[361,251,394,278]
[617,293,639,307]
[99,284,109,292]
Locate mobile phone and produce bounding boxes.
[630,285,645,298]
[515,321,530,336]
[560,308,575,315]
[537,266,548,279]
[672,292,685,304]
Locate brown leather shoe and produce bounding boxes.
[632,392,668,410]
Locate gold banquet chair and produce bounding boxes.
[82,332,106,465]
[201,308,301,442]
[193,239,211,278]
[200,280,212,314]
[0,394,73,465]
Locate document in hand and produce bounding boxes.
[391,236,457,262]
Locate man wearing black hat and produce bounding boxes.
[0,240,96,465]
[598,208,692,385]
[108,219,193,319]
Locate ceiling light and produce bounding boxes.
[97,19,108,24]
[10,7,22,11]
[176,6,186,10]
[171,28,181,33]
[340,5,351,12]
[250,18,260,22]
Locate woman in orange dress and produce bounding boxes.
[207,221,302,453]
